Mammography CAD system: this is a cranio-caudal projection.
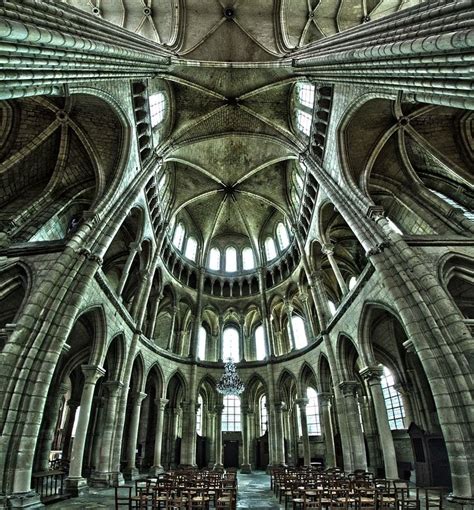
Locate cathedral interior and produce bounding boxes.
[0,0,473,508]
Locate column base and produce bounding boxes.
[240,464,252,474]
[7,491,44,509]
[447,494,474,505]
[110,472,124,487]
[149,465,164,476]
[88,471,111,488]
[213,463,224,472]
[123,467,140,481]
[65,477,89,497]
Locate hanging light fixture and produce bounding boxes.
[217,358,245,396]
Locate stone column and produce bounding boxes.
[296,398,311,466]
[284,300,296,350]
[238,315,245,361]
[207,410,217,467]
[124,392,147,480]
[299,289,316,341]
[166,305,179,352]
[319,392,336,469]
[189,269,204,359]
[240,405,252,473]
[151,398,169,474]
[273,402,286,466]
[179,400,197,467]
[321,242,348,295]
[67,364,105,496]
[117,241,141,296]
[338,381,367,472]
[36,383,69,471]
[214,404,224,470]
[360,366,398,479]
[62,399,80,461]
[147,291,163,339]
[258,270,275,357]
[92,381,124,487]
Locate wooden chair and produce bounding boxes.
[423,488,444,510]
[395,486,420,510]
[115,486,150,510]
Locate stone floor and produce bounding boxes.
[47,472,472,510]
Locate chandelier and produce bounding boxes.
[217,358,245,396]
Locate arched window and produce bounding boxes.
[348,276,357,291]
[328,300,336,316]
[277,222,290,250]
[185,237,197,261]
[430,189,474,221]
[196,394,203,435]
[197,326,206,360]
[208,247,220,271]
[381,366,406,430]
[259,395,268,435]
[306,387,321,435]
[149,92,166,127]
[222,327,240,361]
[172,222,185,251]
[291,315,308,349]
[265,237,277,261]
[387,217,403,235]
[222,395,241,432]
[242,247,255,270]
[255,325,266,360]
[296,110,312,136]
[298,83,315,109]
[225,246,237,272]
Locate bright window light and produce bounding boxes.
[222,327,240,361]
[296,110,312,136]
[348,276,357,291]
[277,222,290,250]
[265,237,277,261]
[149,92,166,127]
[208,247,220,271]
[172,223,185,251]
[381,366,406,430]
[255,325,266,360]
[306,387,321,435]
[328,300,336,316]
[222,395,241,432]
[196,394,203,435]
[225,246,237,272]
[198,326,206,360]
[430,189,474,221]
[242,247,255,270]
[291,315,308,349]
[184,237,197,261]
[260,395,268,435]
[298,83,315,109]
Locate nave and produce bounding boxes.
[47,471,465,510]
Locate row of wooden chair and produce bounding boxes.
[115,470,237,510]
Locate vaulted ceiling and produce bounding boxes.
[62,0,422,61]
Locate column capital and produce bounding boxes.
[133,391,147,404]
[402,338,415,353]
[214,404,224,414]
[359,365,383,383]
[129,241,142,252]
[321,242,335,255]
[273,401,286,412]
[103,380,124,396]
[338,381,360,397]
[393,382,412,395]
[295,398,309,408]
[155,397,169,410]
[67,399,80,409]
[81,364,105,385]
[318,392,332,405]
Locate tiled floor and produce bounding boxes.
[47,472,473,510]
